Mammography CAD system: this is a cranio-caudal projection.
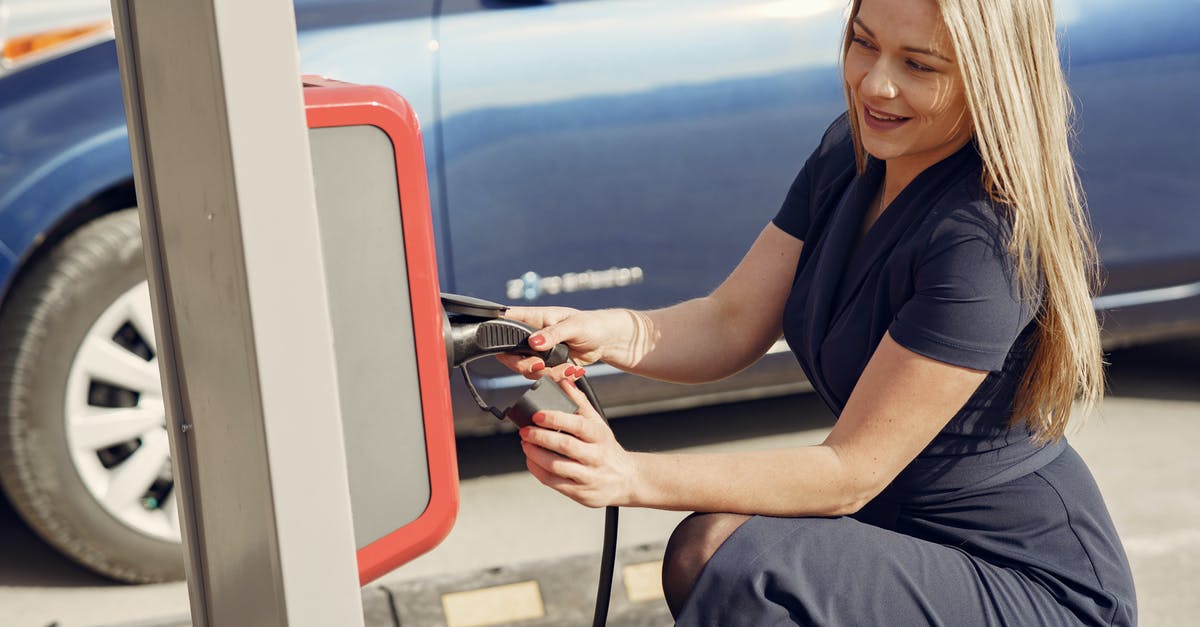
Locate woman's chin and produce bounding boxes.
[861,143,897,162]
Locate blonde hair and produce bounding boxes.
[841,0,1104,442]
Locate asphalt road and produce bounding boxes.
[0,339,1197,626]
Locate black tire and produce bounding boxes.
[0,208,183,583]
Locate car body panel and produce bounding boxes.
[0,238,13,284]
[0,39,129,277]
[1056,0,1200,344]
[1060,0,1200,292]
[436,0,847,311]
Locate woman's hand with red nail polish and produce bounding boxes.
[495,305,649,380]
[502,306,639,368]
[497,353,550,379]
[517,379,636,509]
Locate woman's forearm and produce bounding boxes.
[512,226,798,384]
[604,225,803,383]
[625,446,870,517]
[603,297,779,384]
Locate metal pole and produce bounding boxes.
[110,1,365,624]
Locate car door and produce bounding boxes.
[434,0,848,309]
[1059,0,1200,299]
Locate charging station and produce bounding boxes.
[110,0,460,623]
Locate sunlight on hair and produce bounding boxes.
[936,0,1104,442]
[839,0,1104,442]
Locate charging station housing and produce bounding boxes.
[304,77,459,585]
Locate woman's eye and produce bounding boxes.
[907,59,935,72]
[851,36,876,50]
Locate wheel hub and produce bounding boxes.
[64,281,179,542]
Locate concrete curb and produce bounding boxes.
[378,543,672,627]
[97,542,672,627]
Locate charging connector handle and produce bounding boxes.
[446,316,569,369]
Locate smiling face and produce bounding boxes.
[843,0,973,183]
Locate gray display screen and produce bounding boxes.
[309,124,432,549]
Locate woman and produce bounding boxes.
[500,0,1137,623]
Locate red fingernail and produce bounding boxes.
[532,412,546,424]
[529,335,546,348]
[531,362,545,373]
[575,367,586,378]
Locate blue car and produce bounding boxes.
[0,0,1197,584]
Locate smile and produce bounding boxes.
[863,104,912,130]
[868,109,906,121]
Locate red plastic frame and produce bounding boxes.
[303,76,458,585]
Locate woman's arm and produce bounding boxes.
[520,332,988,515]
[506,222,803,384]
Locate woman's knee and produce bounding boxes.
[661,513,750,617]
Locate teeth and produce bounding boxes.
[868,108,904,121]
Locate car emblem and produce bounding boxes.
[506,266,644,302]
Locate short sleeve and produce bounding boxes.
[889,208,1034,372]
[771,113,853,241]
[771,164,814,240]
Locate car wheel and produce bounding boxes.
[0,208,182,583]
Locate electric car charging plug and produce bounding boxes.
[504,377,580,428]
[442,292,569,370]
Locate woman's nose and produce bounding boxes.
[860,61,899,100]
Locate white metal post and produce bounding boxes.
[110,0,365,624]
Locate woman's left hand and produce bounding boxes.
[518,379,638,509]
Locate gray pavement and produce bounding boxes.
[1,339,1198,626]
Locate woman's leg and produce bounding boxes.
[665,449,1134,626]
[661,512,751,618]
[672,515,1092,627]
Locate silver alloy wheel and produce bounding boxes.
[63,280,178,541]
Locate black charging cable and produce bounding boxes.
[574,374,619,627]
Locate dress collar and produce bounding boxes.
[795,140,983,412]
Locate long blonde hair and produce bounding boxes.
[841,0,1104,442]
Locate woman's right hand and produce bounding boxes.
[499,306,645,379]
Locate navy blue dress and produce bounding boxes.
[675,115,1137,626]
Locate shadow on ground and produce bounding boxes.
[0,493,114,587]
[1105,337,1200,402]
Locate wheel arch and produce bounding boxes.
[0,175,138,315]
